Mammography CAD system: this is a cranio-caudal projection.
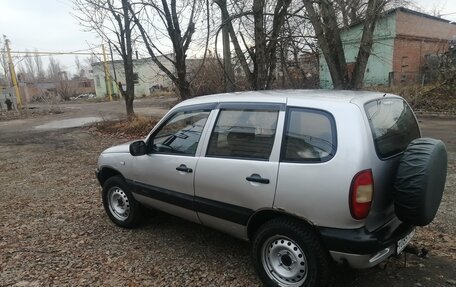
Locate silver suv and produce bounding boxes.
[96,90,447,287]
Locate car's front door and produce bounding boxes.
[129,105,213,223]
[194,103,285,238]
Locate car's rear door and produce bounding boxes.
[194,103,285,239]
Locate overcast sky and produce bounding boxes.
[1,0,456,75]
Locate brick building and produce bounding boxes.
[319,7,456,88]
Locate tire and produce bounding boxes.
[102,175,144,228]
[393,138,447,226]
[251,218,333,287]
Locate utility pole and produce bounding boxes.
[4,36,22,109]
[102,44,113,101]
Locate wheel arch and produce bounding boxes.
[97,166,124,186]
[247,209,318,240]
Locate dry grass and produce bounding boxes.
[92,115,160,139]
[150,91,176,98]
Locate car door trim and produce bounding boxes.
[126,179,253,225]
[129,179,194,210]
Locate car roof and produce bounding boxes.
[176,89,400,108]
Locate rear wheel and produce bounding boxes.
[102,176,144,228]
[252,218,332,287]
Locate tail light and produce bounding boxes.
[350,169,374,220]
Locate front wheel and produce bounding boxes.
[252,218,333,287]
[102,175,144,228]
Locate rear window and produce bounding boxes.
[365,98,420,159]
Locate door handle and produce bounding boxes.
[246,174,270,184]
[176,164,193,173]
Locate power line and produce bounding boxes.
[10,51,102,56]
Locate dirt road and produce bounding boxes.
[0,100,455,286]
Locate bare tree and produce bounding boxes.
[303,0,390,89]
[216,0,292,90]
[47,56,63,80]
[74,56,82,77]
[73,0,137,118]
[333,0,413,27]
[275,7,319,89]
[214,0,235,92]
[34,50,46,80]
[351,0,388,89]
[24,50,36,81]
[128,0,207,100]
[56,80,77,101]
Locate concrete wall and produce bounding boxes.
[92,56,174,98]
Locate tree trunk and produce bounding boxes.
[351,0,386,89]
[265,0,291,89]
[130,0,195,101]
[123,0,135,118]
[125,94,134,117]
[304,0,386,90]
[253,0,267,90]
[303,0,349,89]
[216,0,255,89]
[215,0,235,92]
[320,0,350,88]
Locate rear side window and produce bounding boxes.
[206,109,279,160]
[365,98,420,159]
[282,108,336,163]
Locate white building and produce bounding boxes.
[91,55,174,98]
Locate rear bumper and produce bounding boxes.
[318,218,415,268]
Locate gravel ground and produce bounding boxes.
[0,114,455,286]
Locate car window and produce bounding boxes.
[152,110,210,156]
[282,108,336,162]
[365,98,420,159]
[206,109,279,160]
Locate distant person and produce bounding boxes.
[5,98,13,111]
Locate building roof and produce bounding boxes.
[347,6,456,29]
[388,7,456,24]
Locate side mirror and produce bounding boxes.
[129,141,147,156]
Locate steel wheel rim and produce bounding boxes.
[261,235,308,287]
[107,186,130,221]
